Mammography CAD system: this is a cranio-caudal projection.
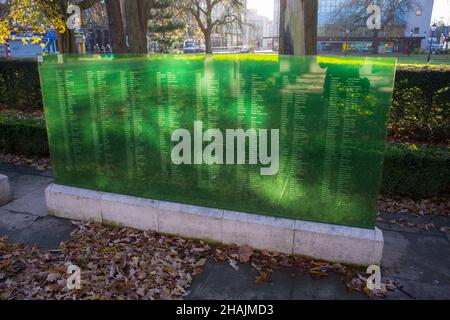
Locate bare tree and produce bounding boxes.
[279,0,318,55]
[176,0,246,54]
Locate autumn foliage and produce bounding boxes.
[0,0,66,46]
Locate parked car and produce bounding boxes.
[240,46,251,53]
[183,40,205,54]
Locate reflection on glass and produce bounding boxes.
[38,54,396,229]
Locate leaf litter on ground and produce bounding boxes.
[378,195,449,217]
[1,221,400,300]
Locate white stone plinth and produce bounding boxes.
[45,184,383,265]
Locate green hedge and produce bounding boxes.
[0,114,48,156]
[0,114,448,198]
[381,144,450,199]
[391,65,450,144]
[0,59,43,111]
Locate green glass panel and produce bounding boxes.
[38,54,396,228]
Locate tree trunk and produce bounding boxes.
[205,32,212,54]
[372,29,380,54]
[105,0,128,53]
[57,29,77,54]
[124,0,152,53]
[279,0,318,55]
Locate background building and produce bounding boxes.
[245,9,274,50]
[209,1,247,49]
[404,0,435,50]
[317,0,435,53]
[273,0,280,37]
[272,0,280,50]
[272,0,435,53]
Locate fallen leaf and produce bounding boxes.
[228,259,239,272]
[238,245,253,263]
[195,258,207,267]
[46,273,59,283]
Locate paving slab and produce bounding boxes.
[0,163,47,177]
[430,215,450,230]
[381,229,450,299]
[0,170,19,180]
[0,174,12,206]
[400,279,450,300]
[187,261,370,300]
[292,273,368,300]
[9,174,53,199]
[186,262,295,300]
[0,163,19,178]
[377,213,443,236]
[2,186,49,216]
[185,260,217,299]
[5,216,73,249]
[40,169,54,178]
[0,209,39,231]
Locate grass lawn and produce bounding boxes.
[322,53,450,66]
[395,54,450,65]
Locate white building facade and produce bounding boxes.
[245,9,274,50]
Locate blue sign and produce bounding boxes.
[44,30,57,41]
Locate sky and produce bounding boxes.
[247,0,275,20]
[247,0,450,25]
[432,0,450,24]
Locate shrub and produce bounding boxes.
[0,58,42,111]
[0,114,48,156]
[391,65,450,144]
[382,143,450,199]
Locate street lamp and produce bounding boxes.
[409,28,413,56]
[427,23,437,62]
[345,29,350,56]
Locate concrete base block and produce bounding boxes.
[158,202,223,242]
[46,184,102,223]
[101,192,159,232]
[222,210,295,254]
[294,221,384,265]
[0,174,12,206]
[45,183,383,265]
